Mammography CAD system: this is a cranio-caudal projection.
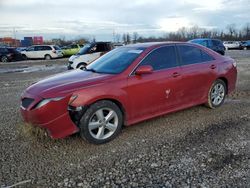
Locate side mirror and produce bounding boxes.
[135,65,153,75]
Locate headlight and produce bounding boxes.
[35,97,64,109]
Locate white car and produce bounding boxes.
[21,45,63,60]
[68,42,113,69]
[223,41,241,50]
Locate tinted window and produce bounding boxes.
[178,45,214,65]
[43,46,52,50]
[212,40,222,46]
[96,44,107,52]
[201,50,214,62]
[53,46,60,50]
[27,47,35,51]
[140,46,177,70]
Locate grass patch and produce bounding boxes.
[19,122,49,141]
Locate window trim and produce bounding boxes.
[129,44,180,76]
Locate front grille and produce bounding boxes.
[69,61,73,65]
[21,98,34,109]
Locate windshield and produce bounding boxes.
[86,47,145,74]
[77,43,92,55]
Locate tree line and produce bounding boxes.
[119,23,250,44]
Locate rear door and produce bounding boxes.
[127,45,182,121]
[177,44,217,105]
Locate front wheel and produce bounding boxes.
[1,56,8,63]
[79,100,123,144]
[206,79,226,109]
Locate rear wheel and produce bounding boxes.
[206,79,226,109]
[45,54,52,60]
[1,56,8,63]
[79,100,123,144]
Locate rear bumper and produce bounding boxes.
[20,93,79,139]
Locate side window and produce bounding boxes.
[140,46,177,71]
[27,47,35,51]
[201,50,215,62]
[43,46,52,51]
[178,45,202,65]
[34,46,42,51]
[96,44,106,52]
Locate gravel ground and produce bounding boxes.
[0,51,249,187]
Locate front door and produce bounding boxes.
[126,45,182,122]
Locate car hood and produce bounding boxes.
[25,69,114,98]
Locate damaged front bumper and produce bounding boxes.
[20,92,79,139]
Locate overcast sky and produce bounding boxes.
[0,0,250,41]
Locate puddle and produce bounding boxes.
[0,65,66,74]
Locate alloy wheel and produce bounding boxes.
[88,108,118,140]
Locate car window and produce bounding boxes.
[87,47,145,74]
[178,45,207,65]
[27,47,35,51]
[43,46,52,50]
[201,50,215,62]
[35,46,43,51]
[140,46,177,71]
[69,45,77,48]
[96,43,107,52]
[53,46,60,50]
[212,40,222,46]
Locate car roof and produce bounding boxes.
[125,41,184,48]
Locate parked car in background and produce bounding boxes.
[68,42,114,69]
[21,42,237,144]
[16,47,27,52]
[62,44,83,57]
[0,47,23,62]
[223,41,241,50]
[21,45,63,60]
[240,40,250,50]
[189,38,225,55]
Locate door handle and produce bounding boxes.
[172,72,180,78]
[210,64,216,69]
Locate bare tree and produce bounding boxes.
[226,24,237,39]
[132,32,139,43]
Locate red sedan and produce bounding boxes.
[20,42,237,144]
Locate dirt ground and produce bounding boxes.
[0,51,249,187]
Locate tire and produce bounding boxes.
[22,54,27,60]
[1,56,8,63]
[79,100,123,144]
[76,62,87,69]
[44,54,52,60]
[206,79,227,109]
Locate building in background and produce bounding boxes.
[0,37,20,47]
[0,36,44,47]
[33,36,43,45]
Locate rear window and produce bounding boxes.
[212,40,223,46]
[53,46,61,50]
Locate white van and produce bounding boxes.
[21,45,63,60]
[67,42,113,69]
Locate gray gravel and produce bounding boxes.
[0,51,250,187]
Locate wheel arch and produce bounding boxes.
[93,98,127,125]
[216,77,228,94]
